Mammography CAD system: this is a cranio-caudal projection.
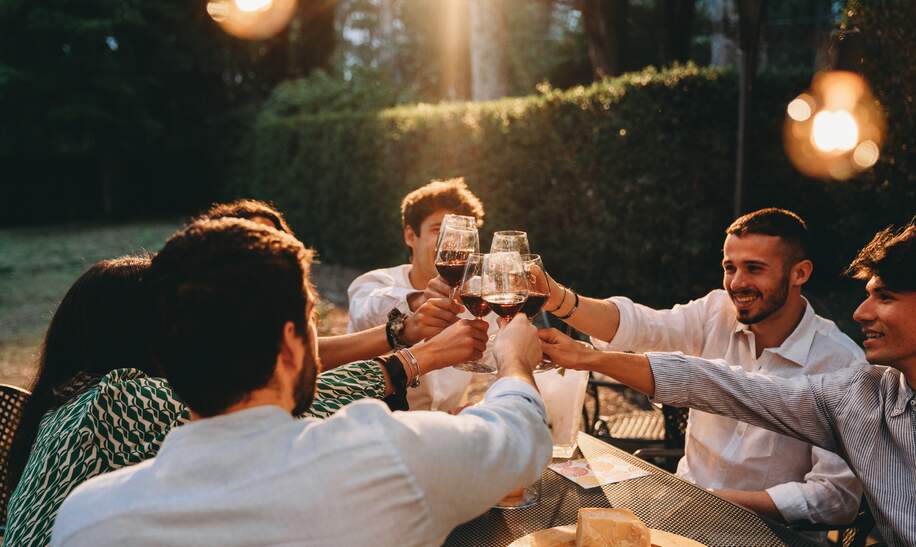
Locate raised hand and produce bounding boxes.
[537,328,596,370]
[412,319,489,372]
[402,297,463,344]
[493,314,541,373]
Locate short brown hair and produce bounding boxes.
[400,178,485,235]
[195,199,294,236]
[846,221,916,292]
[726,208,809,264]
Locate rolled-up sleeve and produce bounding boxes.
[347,270,419,332]
[765,446,862,524]
[592,295,708,355]
[647,351,846,453]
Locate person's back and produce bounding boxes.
[52,218,552,547]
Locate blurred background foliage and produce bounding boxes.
[0,0,913,331]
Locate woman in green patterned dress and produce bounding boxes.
[3,255,469,546]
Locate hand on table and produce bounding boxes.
[537,328,597,370]
[403,297,463,344]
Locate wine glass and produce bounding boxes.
[490,230,530,255]
[482,252,528,324]
[436,214,478,250]
[520,254,549,320]
[454,254,495,373]
[435,224,479,299]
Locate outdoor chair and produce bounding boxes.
[789,496,876,547]
[0,383,30,535]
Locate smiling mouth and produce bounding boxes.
[863,331,884,340]
[731,294,759,306]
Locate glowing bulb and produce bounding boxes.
[787,97,812,122]
[811,110,858,153]
[852,140,880,168]
[235,0,272,12]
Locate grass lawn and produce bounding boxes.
[0,220,353,389]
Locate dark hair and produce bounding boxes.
[195,199,294,236]
[147,218,315,417]
[6,256,156,494]
[726,207,809,264]
[400,178,485,235]
[846,221,916,292]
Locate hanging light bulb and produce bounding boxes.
[206,0,297,40]
[783,71,885,180]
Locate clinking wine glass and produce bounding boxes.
[454,254,495,373]
[520,254,549,320]
[435,224,479,299]
[482,252,528,324]
[490,230,530,255]
[436,214,478,251]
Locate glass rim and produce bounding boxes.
[492,230,527,236]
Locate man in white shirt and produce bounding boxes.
[52,218,552,547]
[348,177,497,410]
[541,208,863,526]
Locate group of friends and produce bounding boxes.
[2,178,913,546]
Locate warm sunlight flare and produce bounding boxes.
[206,0,295,40]
[783,71,885,180]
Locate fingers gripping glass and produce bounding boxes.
[453,254,495,373]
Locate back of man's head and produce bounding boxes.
[147,218,315,417]
[846,221,916,292]
[726,208,809,265]
[195,199,295,236]
[401,178,485,235]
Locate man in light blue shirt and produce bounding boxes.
[52,218,552,547]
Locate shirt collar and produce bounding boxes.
[734,298,817,367]
[890,370,915,417]
[160,405,294,452]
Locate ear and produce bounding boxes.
[278,321,304,373]
[404,225,417,250]
[790,259,814,287]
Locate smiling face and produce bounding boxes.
[722,233,806,325]
[852,277,916,369]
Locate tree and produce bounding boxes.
[658,0,696,64]
[580,0,629,77]
[469,0,508,100]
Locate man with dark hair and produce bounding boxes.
[539,221,916,546]
[348,177,493,410]
[51,218,552,547]
[540,208,864,527]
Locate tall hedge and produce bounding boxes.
[235,63,910,330]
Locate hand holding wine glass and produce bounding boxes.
[520,254,549,319]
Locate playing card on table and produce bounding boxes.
[548,454,650,489]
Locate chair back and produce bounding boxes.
[662,405,689,449]
[0,384,30,527]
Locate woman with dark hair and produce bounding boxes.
[4,252,478,545]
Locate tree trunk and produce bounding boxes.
[659,0,695,64]
[438,0,471,100]
[581,0,628,78]
[378,0,399,83]
[705,0,738,67]
[469,0,508,100]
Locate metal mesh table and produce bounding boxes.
[444,432,818,547]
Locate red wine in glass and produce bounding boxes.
[484,293,527,318]
[521,291,548,319]
[460,294,491,318]
[435,250,471,287]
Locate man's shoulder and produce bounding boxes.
[807,314,867,369]
[347,264,411,292]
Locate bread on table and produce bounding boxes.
[575,507,651,547]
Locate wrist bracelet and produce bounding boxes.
[379,356,409,411]
[396,349,421,388]
[557,291,580,320]
[546,286,568,313]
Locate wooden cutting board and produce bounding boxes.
[508,524,706,547]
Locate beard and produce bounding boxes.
[291,351,319,416]
[730,274,790,325]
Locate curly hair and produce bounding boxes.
[400,178,485,235]
[195,199,294,236]
[147,218,315,417]
[846,221,916,292]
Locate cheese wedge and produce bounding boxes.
[575,508,651,547]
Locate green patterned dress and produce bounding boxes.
[4,361,385,546]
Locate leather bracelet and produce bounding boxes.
[557,290,580,320]
[545,286,568,313]
[396,349,421,388]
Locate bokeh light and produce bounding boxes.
[206,0,296,40]
[783,71,885,180]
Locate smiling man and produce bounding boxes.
[540,220,916,546]
[541,208,864,527]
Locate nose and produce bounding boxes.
[852,298,875,324]
[728,269,749,292]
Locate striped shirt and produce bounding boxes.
[5,361,385,546]
[648,352,916,547]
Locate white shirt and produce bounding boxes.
[347,264,498,411]
[593,289,865,524]
[51,378,552,547]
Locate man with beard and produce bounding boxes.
[540,208,864,527]
[51,218,552,547]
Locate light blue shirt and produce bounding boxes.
[51,378,552,547]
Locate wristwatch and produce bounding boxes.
[386,308,410,350]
